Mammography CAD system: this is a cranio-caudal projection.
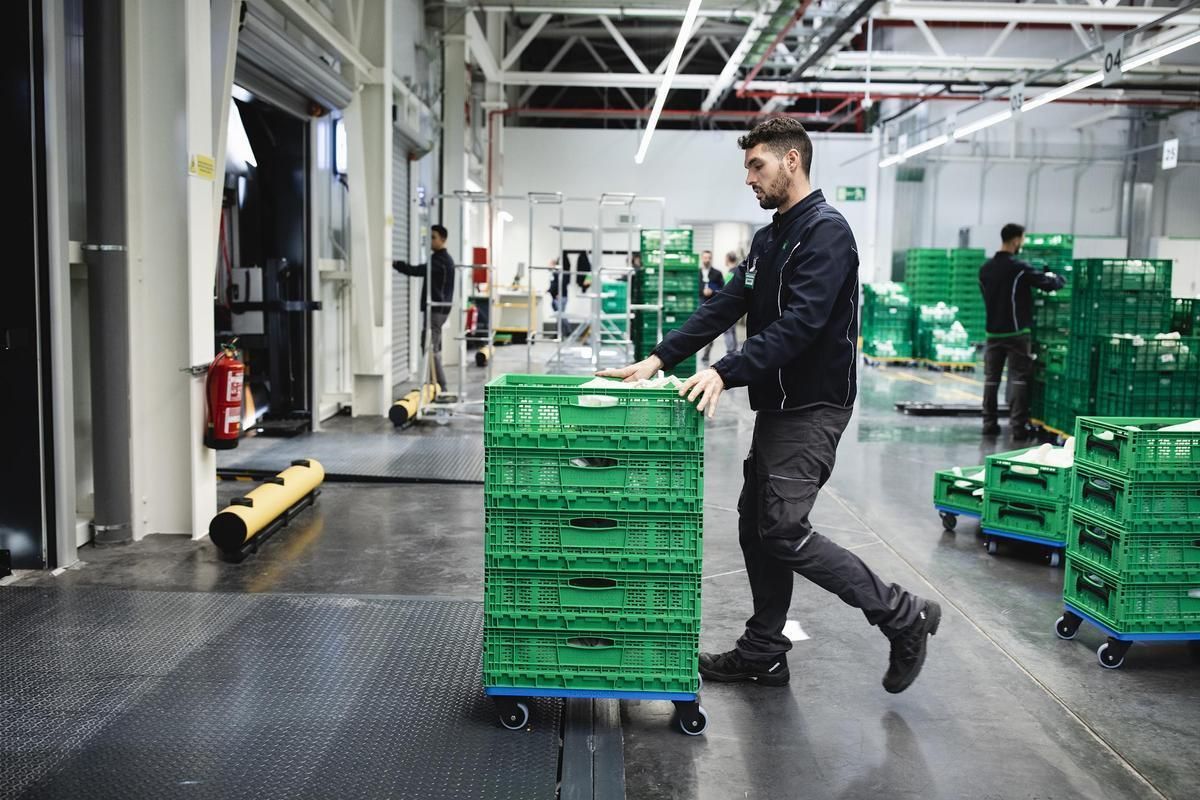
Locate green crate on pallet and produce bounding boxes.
[1024,233,1075,252]
[1067,508,1200,583]
[1072,417,1200,482]
[864,338,915,359]
[982,491,1069,543]
[484,508,703,569]
[634,269,700,298]
[485,449,703,511]
[984,448,1073,502]
[1072,465,1200,533]
[483,374,702,451]
[660,293,700,314]
[641,250,699,269]
[1095,382,1200,419]
[640,228,694,254]
[933,465,986,516]
[484,570,701,633]
[483,629,699,694]
[1063,556,1200,634]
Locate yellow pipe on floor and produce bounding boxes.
[389,383,440,426]
[209,460,325,553]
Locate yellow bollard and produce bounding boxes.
[209,459,325,559]
[389,383,439,427]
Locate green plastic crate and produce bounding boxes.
[933,466,985,515]
[640,228,694,254]
[1171,298,1198,335]
[483,374,703,451]
[641,251,699,269]
[1067,508,1200,582]
[484,570,700,633]
[1072,466,1200,532]
[984,448,1073,502]
[1063,556,1200,634]
[483,629,699,694]
[485,449,703,512]
[981,491,1068,542]
[1073,417,1200,481]
[634,270,700,296]
[1074,259,1173,294]
[485,508,701,567]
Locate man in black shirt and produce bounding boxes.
[393,224,455,389]
[598,118,939,695]
[978,223,1067,440]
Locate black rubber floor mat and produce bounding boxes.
[1,588,560,799]
[218,430,484,483]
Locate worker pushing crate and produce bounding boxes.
[1055,417,1200,668]
[482,374,708,735]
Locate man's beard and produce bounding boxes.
[756,170,792,210]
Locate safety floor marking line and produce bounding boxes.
[940,371,983,386]
[942,387,984,402]
[820,485,1169,800]
[880,370,934,385]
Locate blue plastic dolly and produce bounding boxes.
[1055,605,1200,669]
[487,684,708,735]
[980,526,1064,567]
[935,504,980,533]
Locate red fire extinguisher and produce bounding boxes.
[465,303,478,333]
[204,343,246,450]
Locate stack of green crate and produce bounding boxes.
[1053,259,1174,433]
[634,228,699,377]
[949,248,987,341]
[980,446,1073,559]
[861,282,915,359]
[904,249,953,306]
[1094,336,1200,417]
[482,374,704,701]
[1024,234,1075,426]
[1170,298,1199,336]
[1060,417,1200,667]
[601,281,629,335]
[915,302,959,361]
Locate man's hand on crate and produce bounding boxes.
[596,355,664,383]
[680,368,726,419]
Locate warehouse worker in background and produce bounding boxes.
[598,118,940,695]
[393,224,455,390]
[978,223,1067,441]
[699,250,739,366]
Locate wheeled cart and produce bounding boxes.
[1055,606,1200,669]
[935,505,979,533]
[981,526,1065,566]
[488,686,708,736]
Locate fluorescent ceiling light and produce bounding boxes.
[953,108,1013,139]
[878,153,904,168]
[635,0,703,164]
[1020,70,1104,112]
[231,84,254,103]
[905,134,949,158]
[1122,29,1200,72]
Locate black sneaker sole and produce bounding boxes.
[698,665,790,687]
[884,601,942,694]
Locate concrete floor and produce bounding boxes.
[17,343,1198,799]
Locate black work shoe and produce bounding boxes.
[982,423,1001,437]
[883,601,942,694]
[699,649,790,686]
[1011,425,1034,442]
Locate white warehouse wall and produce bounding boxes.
[499,128,885,287]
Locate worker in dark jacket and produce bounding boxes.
[598,118,939,695]
[393,224,455,389]
[979,223,1067,440]
[700,250,738,365]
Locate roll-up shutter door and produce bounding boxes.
[391,144,411,393]
[236,0,354,113]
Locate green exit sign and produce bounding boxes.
[837,186,866,202]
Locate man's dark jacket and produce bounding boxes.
[978,251,1067,337]
[393,249,455,313]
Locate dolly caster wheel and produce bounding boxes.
[985,539,999,556]
[940,512,958,532]
[1048,551,1062,568]
[1054,613,1082,640]
[496,698,530,730]
[1098,640,1130,670]
[674,701,708,736]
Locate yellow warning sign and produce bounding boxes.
[188,154,216,181]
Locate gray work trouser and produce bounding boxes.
[735,405,923,660]
[983,334,1033,428]
[423,311,449,389]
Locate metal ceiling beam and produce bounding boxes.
[912,19,946,58]
[473,3,758,20]
[465,11,501,82]
[700,0,784,112]
[501,12,551,70]
[653,17,706,74]
[785,0,881,82]
[518,35,579,104]
[875,2,1200,27]
[599,15,650,74]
